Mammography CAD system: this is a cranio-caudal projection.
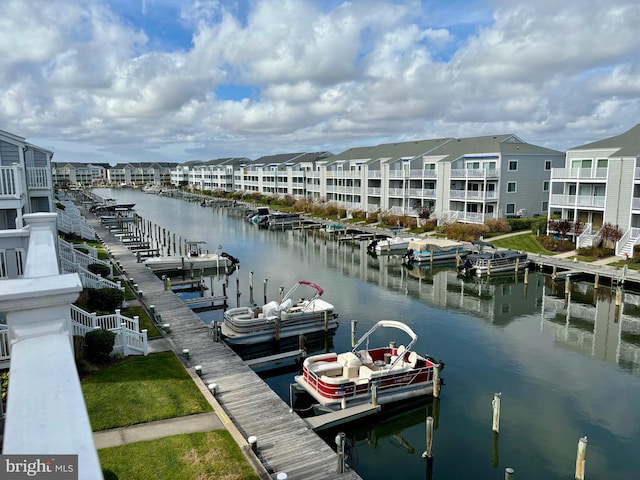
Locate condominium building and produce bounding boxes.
[548,123,640,254]
[173,134,563,224]
[108,162,176,186]
[52,161,109,187]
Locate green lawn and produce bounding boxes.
[488,232,554,255]
[122,305,160,338]
[82,352,212,431]
[99,431,258,480]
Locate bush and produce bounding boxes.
[86,288,124,312]
[507,217,536,231]
[484,218,511,233]
[84,329,116,363]
[441,222,489,241]
[87,263,111,277]
[102,470,118,480]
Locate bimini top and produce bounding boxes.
[297,280,323,296]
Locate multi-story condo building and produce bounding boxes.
[52,161,109,187]
[234,152,332,197]
[548,124,640,255]
[108,162,176,186]
[186,157,249,191]
[0,129,55,231]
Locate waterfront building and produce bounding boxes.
[167,134,562,224]
[548,124,640,254]
[52,161,109,187]
[108,161,176,187]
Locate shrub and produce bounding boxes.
[102,469,119,480]
[84,329,116,363]
[351,210,367,220]
[86,288,124,312]
[484,218,511,233]
[442,222,489,241]
[507,217,535,231]
[87,263,110,277]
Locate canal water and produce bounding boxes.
[96,189,640,480]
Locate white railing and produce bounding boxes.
[70,305,148,356]
[60,259,124,293]
[0,164,21,198]
[551,168,608,180]
[450,169,499,179]
[57,205,96,240]
[26,167,51,189]
[0,326,9,363]
[58,238,112,277]
[549,194,606,208]
[576,223,592,249]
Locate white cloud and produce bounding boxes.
[1,0,639,162]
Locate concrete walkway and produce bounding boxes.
[93,412,224,449]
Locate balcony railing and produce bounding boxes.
[549,194,606,208]
[26,167,51,189]
[450,190,498,200]
[551,168,608,180]
[0,164,21,198]
[450,169,499,179]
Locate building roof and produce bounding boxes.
[327,138,451,163]
[569,124,640,157]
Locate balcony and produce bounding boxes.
[549,194,606,208]
[551,168,607,180]
[449,189,498,201]
[450,169,499,179]
[0,165,22,199]
[408,188,436,198]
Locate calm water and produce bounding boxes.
[96,189,640,480]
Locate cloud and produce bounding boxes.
[1,0,639,162]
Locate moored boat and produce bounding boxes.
[458,246,529,276]
[403,237,471,264]
[143,241,239,271]
[294,320,443,410]
[367,235,423,256]
[221,280,338,345]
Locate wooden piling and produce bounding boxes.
[422,415,434,459]
[505,467,515,480]
[433,364,440,398]
[249,271,254,304]
[263,278,268,305]
[492,392,501,433]
[351,320,357,348]
[575,436,587,480]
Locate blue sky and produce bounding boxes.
[1,0,639,164]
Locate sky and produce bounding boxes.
[1,0,639,165]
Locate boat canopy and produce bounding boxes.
[297,280,323,296]
[352,320,418,355]
[407,237,465,253]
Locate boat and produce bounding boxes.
[143,241,239,270]
[294,320,443,410]
[402,238,471,264]
[267,213,302,229]
[247,207,270,225]
[221,280,338,345]
[458,243,529,276]
[367,235,423,256]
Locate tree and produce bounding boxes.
[598,223,623,248]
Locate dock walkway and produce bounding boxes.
[88,213,362,480]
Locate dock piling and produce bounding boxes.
[492,392,501,433]
[351,320,357,348]
[433,364,441,398]
[422,415,434,459]
[336,432,346,473]
[505,467,515,479]
[575,436,587,480]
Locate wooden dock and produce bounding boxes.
[305,404,381,432]
[87,210,362,480]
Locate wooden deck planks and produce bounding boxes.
[87,212,362,480]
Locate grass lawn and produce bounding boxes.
[99,431,259,480]
[122,305,160,337]
[82,352,212,431]
[489,232,555,255]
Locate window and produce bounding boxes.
[545,160,551,170]
[506,203,515,214]
[508,160,518,171]
[542,201,548,212]
[597,158,608,168]
[543,181,549,191]
[507,182,516,193]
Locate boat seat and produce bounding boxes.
[407,351,418,368]
[310,361,343,377]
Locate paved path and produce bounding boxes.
[93,412,224,449]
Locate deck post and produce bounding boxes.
[433,364,440,398]
[371,383,378,406]
[552,265,557,280]
[336,432,346,473]
[575,436,587,480]
[351,320,357,348]
[249,271,254,304]
[492,392,501,433]
[515,257,519,272]
[594,273,599,288]
[247,435,258,453]
[422,415,434,459]
[565,274,571,296]
[274,318,280,341]
[263,278,268,304]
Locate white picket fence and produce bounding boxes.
[70,305,148,356]
[58,237,113,278]
[60,258,124,295]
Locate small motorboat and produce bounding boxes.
[144,241,239,271]
[294,320,443,410]
[221,280,338,345]
[402,238,471,264]
[458,243,529,276]
[367,235,422,256]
